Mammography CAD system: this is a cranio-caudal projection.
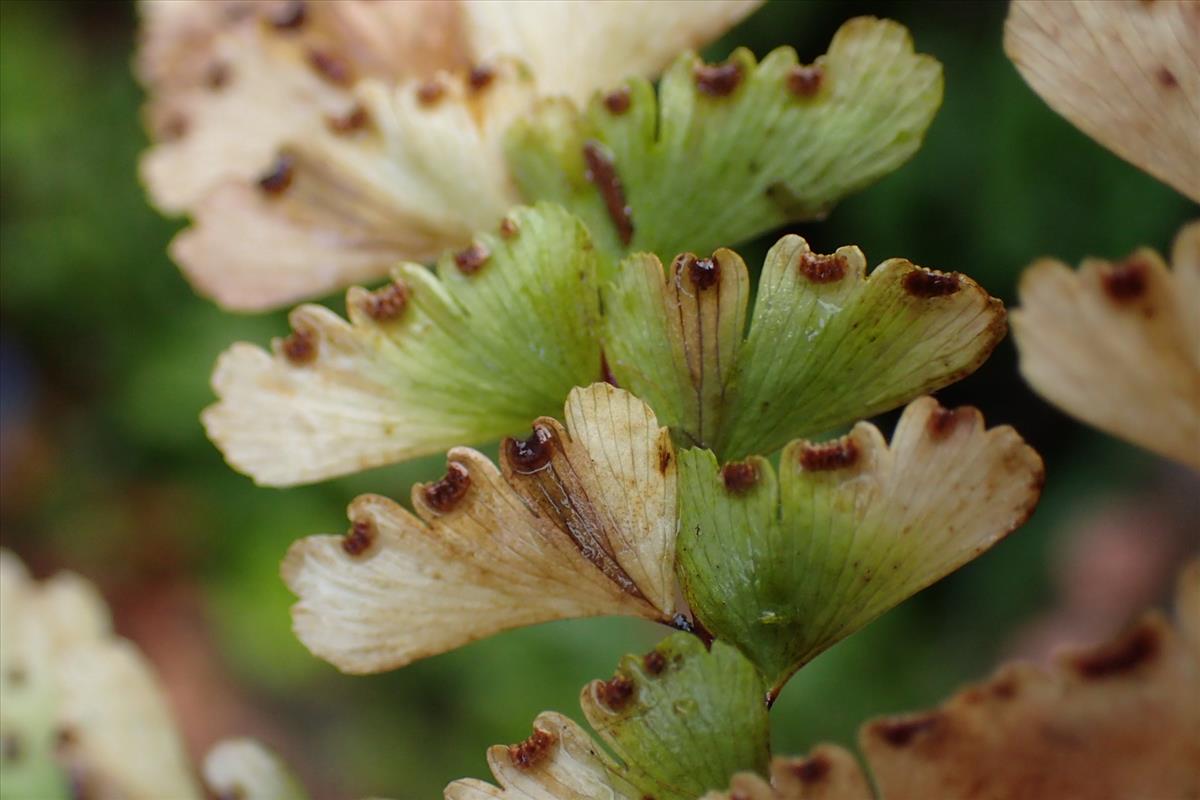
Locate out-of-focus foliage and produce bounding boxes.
[0,1,1196,797]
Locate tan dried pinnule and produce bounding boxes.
[137,0,760,310]
[701,747,872,800]
[1011,221,1200,469]
[705,561,1200,800]
[860,561,1200,800]
[444,712,641,800]
[282,383,678,673]
[1005,0,1200,202]
[0,551,199,800]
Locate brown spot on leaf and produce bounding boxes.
[799,437,859,471]
[453,242,491,275]
[508,451,646,599]
[281,326,317,365]
[643,650,667,675]
[505,426,555,474]
[799,251,847,283]
[270,0,306,30]
[499,217,519,239]
[423,462,471,513]
[928,406,970,439]
[604,87,632,114]
[596,675,635,710]
[257,154,295,196]
[722,460,760,493]
[205,62,230,90]
[688,256,720,290]
[1157,66,1179,88]
[1070,622,1160,679]
[326,104,369,134]
[468,64,495,91]
[1102,257,1149,302]
[875,713,940,747]
[790,753,831,783]
[658,444,672,475]
[342,518,375,556]
[359,280,409,322]
[582,140,634,246]
[308,49,353,86]
[787,64,824,97]
[416,80,445,106]
[903,268,961,297]
[508,728,555,769]
[694,61,743,96]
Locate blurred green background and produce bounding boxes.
[1,1,1196,797]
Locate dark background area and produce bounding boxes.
[1,1,1196,797]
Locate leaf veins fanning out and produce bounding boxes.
[282,383,679,673]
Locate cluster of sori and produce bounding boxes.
[2,1,1195,798]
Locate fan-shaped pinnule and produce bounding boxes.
[508,16,945,268]
[1004,0,1200,203]
[446,633,770,800]
[676,396,1044,693]
[604,234,1006,459]
[137,0,761,310]
[282,384,679,674]
[202,203,602,487]
[0,551,199,800]
[1012,220,1200,469]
